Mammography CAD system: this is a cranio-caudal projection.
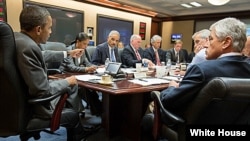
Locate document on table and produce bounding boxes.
[121,67,148,74]
[129,78,170,86]
[75,74,101,81]
[162,76,182,82]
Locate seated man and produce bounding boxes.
[144,35,166,66]
[166,40,188,64]
[121,34,154,68]
[91,30,121,65]
[187,29,210,69]
[15,5,86,140]
[142,17,250,140]
[60,32,102,116]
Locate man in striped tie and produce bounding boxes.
[91,30,121,65]
[144,35,166,66]
[121,34,154,68]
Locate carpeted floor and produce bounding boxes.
[0,109,131,141]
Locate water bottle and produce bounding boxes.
[166,59,171,69]
[166,59,171,75]
[105,58,110,69]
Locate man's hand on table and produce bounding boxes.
[65,76,78,86]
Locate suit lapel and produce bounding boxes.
[114,48,119,62]
[128,45,137,59]
[105,45,110,59]
[150,47,155,59]
[71,44,80,66]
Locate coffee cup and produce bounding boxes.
[136,63,142,72]
[180,63,187,71]
[101,74,112,83]
[156,66,166,78]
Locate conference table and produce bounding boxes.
[50,72,169,141]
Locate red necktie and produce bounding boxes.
[155,50,161,66]
[135,50,141,60]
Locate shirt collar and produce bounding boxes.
[130,44,138,52]
[218,52,242,58]
[152,46,158,52]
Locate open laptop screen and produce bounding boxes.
[105,62,122,75]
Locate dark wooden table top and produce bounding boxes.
[49,72,168,95]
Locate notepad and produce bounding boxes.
[129,78,170,86]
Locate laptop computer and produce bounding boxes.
[105,62,122,76]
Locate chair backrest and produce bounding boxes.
[40,41,67,69]
[0,22,30,136]
[185,77,250,124]
[86,46,96,62]
[41,41,67,51]
[118,48,123,62]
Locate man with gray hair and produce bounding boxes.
[92,30,121,65]
[121,34,154,68]
[188,29,210,69]
[161,17,250,116]
[142,17,250,140]
[144,35,166,66]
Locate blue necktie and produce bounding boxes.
[111,48,116,62]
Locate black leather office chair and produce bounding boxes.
[151,77,250,141]
[0,22,82,140]
[86,46,96,62]
[40,41,67,75]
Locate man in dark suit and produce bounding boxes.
[144,35,166,66]
[121,34,154,68]
[142,17,250,140]
[162,17,250,115]
[91,30,121,65]
[15,5,87,140]
[166,40,188,64]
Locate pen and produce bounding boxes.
[138,78,148,82]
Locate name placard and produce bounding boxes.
[133,72,147,79]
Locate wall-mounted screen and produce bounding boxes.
[0,0,6,22]
[97,15,133,47]
[171,34,182,43]
[24,1,83,46]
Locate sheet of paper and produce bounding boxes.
[96,67,105,74]
[121,68,136,74]
[162,76,182,82]
[121,67,148,74]
[75,75,101,81]
[129,78,169,86]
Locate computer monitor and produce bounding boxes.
[171,33,182,43]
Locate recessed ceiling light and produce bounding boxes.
[190,2,202,7]
[208,0,230,6]
[181,4,192,8]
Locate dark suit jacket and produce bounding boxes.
[160,55,250,116]
[91,42,120,65]
[121,44,144,68]
[143,47,166,65]
[15,32,83,113]
[166,48,188,64]
[188,51,195,63]
[15,32,68,97]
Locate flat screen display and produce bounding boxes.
[24,2,83,46]
[97,15,133,47]
[105,62,122,75]
[171,34,182,43]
